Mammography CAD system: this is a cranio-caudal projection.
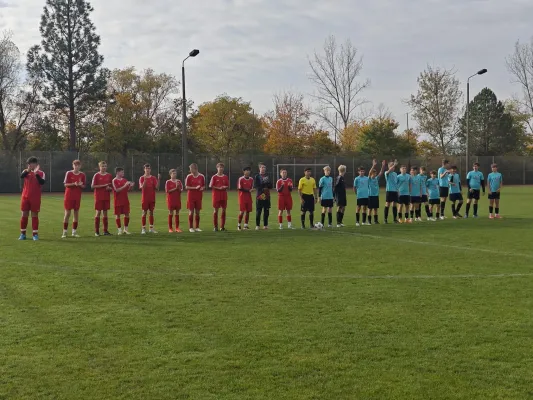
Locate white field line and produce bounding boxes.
[2,260,533,281]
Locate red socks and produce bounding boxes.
[238,214,243,224]
[195,214,200,229]
[168,215,173,230]
[142,215,146,227]
[174,215,179,229]
[73,221,78,230]
[116,217,122,228]
[221,210,226,229]
[188,214,194,229]
[95,217,100,232]
[31,216,39,233]
[124,217,130,228]
[278,215,283,224]
[103,217,108,232]
[287,215,292,222]
[149,215,154,227]
[20,216,28,233]
[244,213,249,224]
[213,210,219,229]
[63,222,68,230]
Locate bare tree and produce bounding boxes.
[406,65,462,155]
[506,38,533,133]
[308,35,370,135]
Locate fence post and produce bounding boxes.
[314,158,317,178]
[157,155,160,177]
[49,151,52,192]
[293,157,296,181]
[131,155,134,183]
[19,151,22,193]
[523,158,526,185]
[205,156,208,188]
[228,156,232,189]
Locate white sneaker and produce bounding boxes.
[117,228,123,235]
[336,224,342,228]
[287,224,294,229]
[195,228,202,232]
[255,226,260,231]
[61,232,67,239]
[356,223,360,227]
[328,224,333,228]
[364,222,371,226]
[149,229,158,234]
[94,232,100,237]
[124,229,131,235]
[279,225,283,230]
[440,216,445,220]
[189,228,195,233]
[72,231,80,238]
[141,228,147,235]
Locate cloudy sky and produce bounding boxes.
[1,0,532,130]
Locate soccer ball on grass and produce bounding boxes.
[314,222,324,230]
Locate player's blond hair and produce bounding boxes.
[338,165,346,173]
[323,165,331,172]
[98,161,107,167]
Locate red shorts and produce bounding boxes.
[167,201,181,211]
[212,198,227,209]
[142,201,155,211]
[64,198,81,211]
[114,204,130,216]
[278,196,293,211]
[95,200,110,211]
[239,199,252,213]
[187,196,202,211]
[21,197,41,213]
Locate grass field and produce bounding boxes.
[1,188,533,399]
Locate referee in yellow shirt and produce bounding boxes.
[298,168,318,229]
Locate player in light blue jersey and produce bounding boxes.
[437,159,450,218]
[368,159,386,224]
[396,165,411,223]
[487,163,503,219]
[426,171,440,221]
[448,165,464,219]
[353,166,370,226]
[384,159,399,223]
[318,166,334,227]
[419,166,431,220]
[464,162,485,218]
[409,166,423,222]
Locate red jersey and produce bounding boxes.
[64,171,86,201]
[165,179,183,206]
[209,174,229,201]
[276,178,294,196]
[139,175,158,203]
[238,176,254,201]
[113,178,131,206]
[92,172,113,201]
[185,174,205,198]
[21,170,45,200]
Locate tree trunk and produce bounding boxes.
[69,104,76,150]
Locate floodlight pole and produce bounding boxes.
[466,69,487,169]
[181,49,200,181]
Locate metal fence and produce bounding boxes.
[1,151,532,193]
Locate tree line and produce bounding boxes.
[0,0,532,158]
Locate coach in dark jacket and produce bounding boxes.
[254,162,273,229]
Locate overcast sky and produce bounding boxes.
[1,0,532,130]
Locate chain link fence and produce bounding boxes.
[1,151,532,193]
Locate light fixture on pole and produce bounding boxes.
[182,49,200,180]
[466,68,487,169]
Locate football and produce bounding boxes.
[314,222,324,229]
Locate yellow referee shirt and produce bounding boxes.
[298,177,316,195]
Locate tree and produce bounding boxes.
[263,91,314,156]
[338,121,364,153]
[305,130,338,156]
[27,0,107,151]
[190,94,264,159]
[308,35,370,134]
[0,32,41,150]
[356,118,414,157]
[458,88,526,155]
[506,39,533,133]
[406,65,462,155]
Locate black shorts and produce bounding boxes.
[468,190,480,200]
[301,194,315,212]
[399,195,410,205]
[336,195,347,207]
[449,193,463,202]
[385,191,399,203]
[488,192,500,200]
[439,187,449,198]
[321,199,334,208]
[411,196,421,204]
[368,196,379,209]
[357,198,369,207]
[429,198,440,205]
[256,199,271,210]
[421,195,428,203]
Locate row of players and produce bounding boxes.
[17,156,503,240]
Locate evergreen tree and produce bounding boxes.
[27,0,107,151]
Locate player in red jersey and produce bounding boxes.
[19,156,46,240]
[209,162,230,231]
[165,169,183,233]
[91,161,113,236]
[62,160,86,238]
[139,163,160,234]
[113,167,134,235]
[237,167,254,231]
[276,168,294,229]
[185,163,205,233]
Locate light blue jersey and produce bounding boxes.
[354,176,370,199]
[467,170,484,190]
[318,176,334,200]
[410,174,423,197]
[448,173,461,194]
[385,171,398,192]
[397,173,411,196]
[418,173,428,195]
[487,172,503,192]
[426,178,440,200]
[369,176,380,197]
[438,167,449,187]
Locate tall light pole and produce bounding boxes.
[182,49,200,180]
[466,68,487,169]
[103,92,116,155]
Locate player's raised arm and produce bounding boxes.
[139,176,145,189]
[35,168,46,185]
[440,169,449,179]
[378,160,386,177]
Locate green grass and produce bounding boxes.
[1,188,533,399]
